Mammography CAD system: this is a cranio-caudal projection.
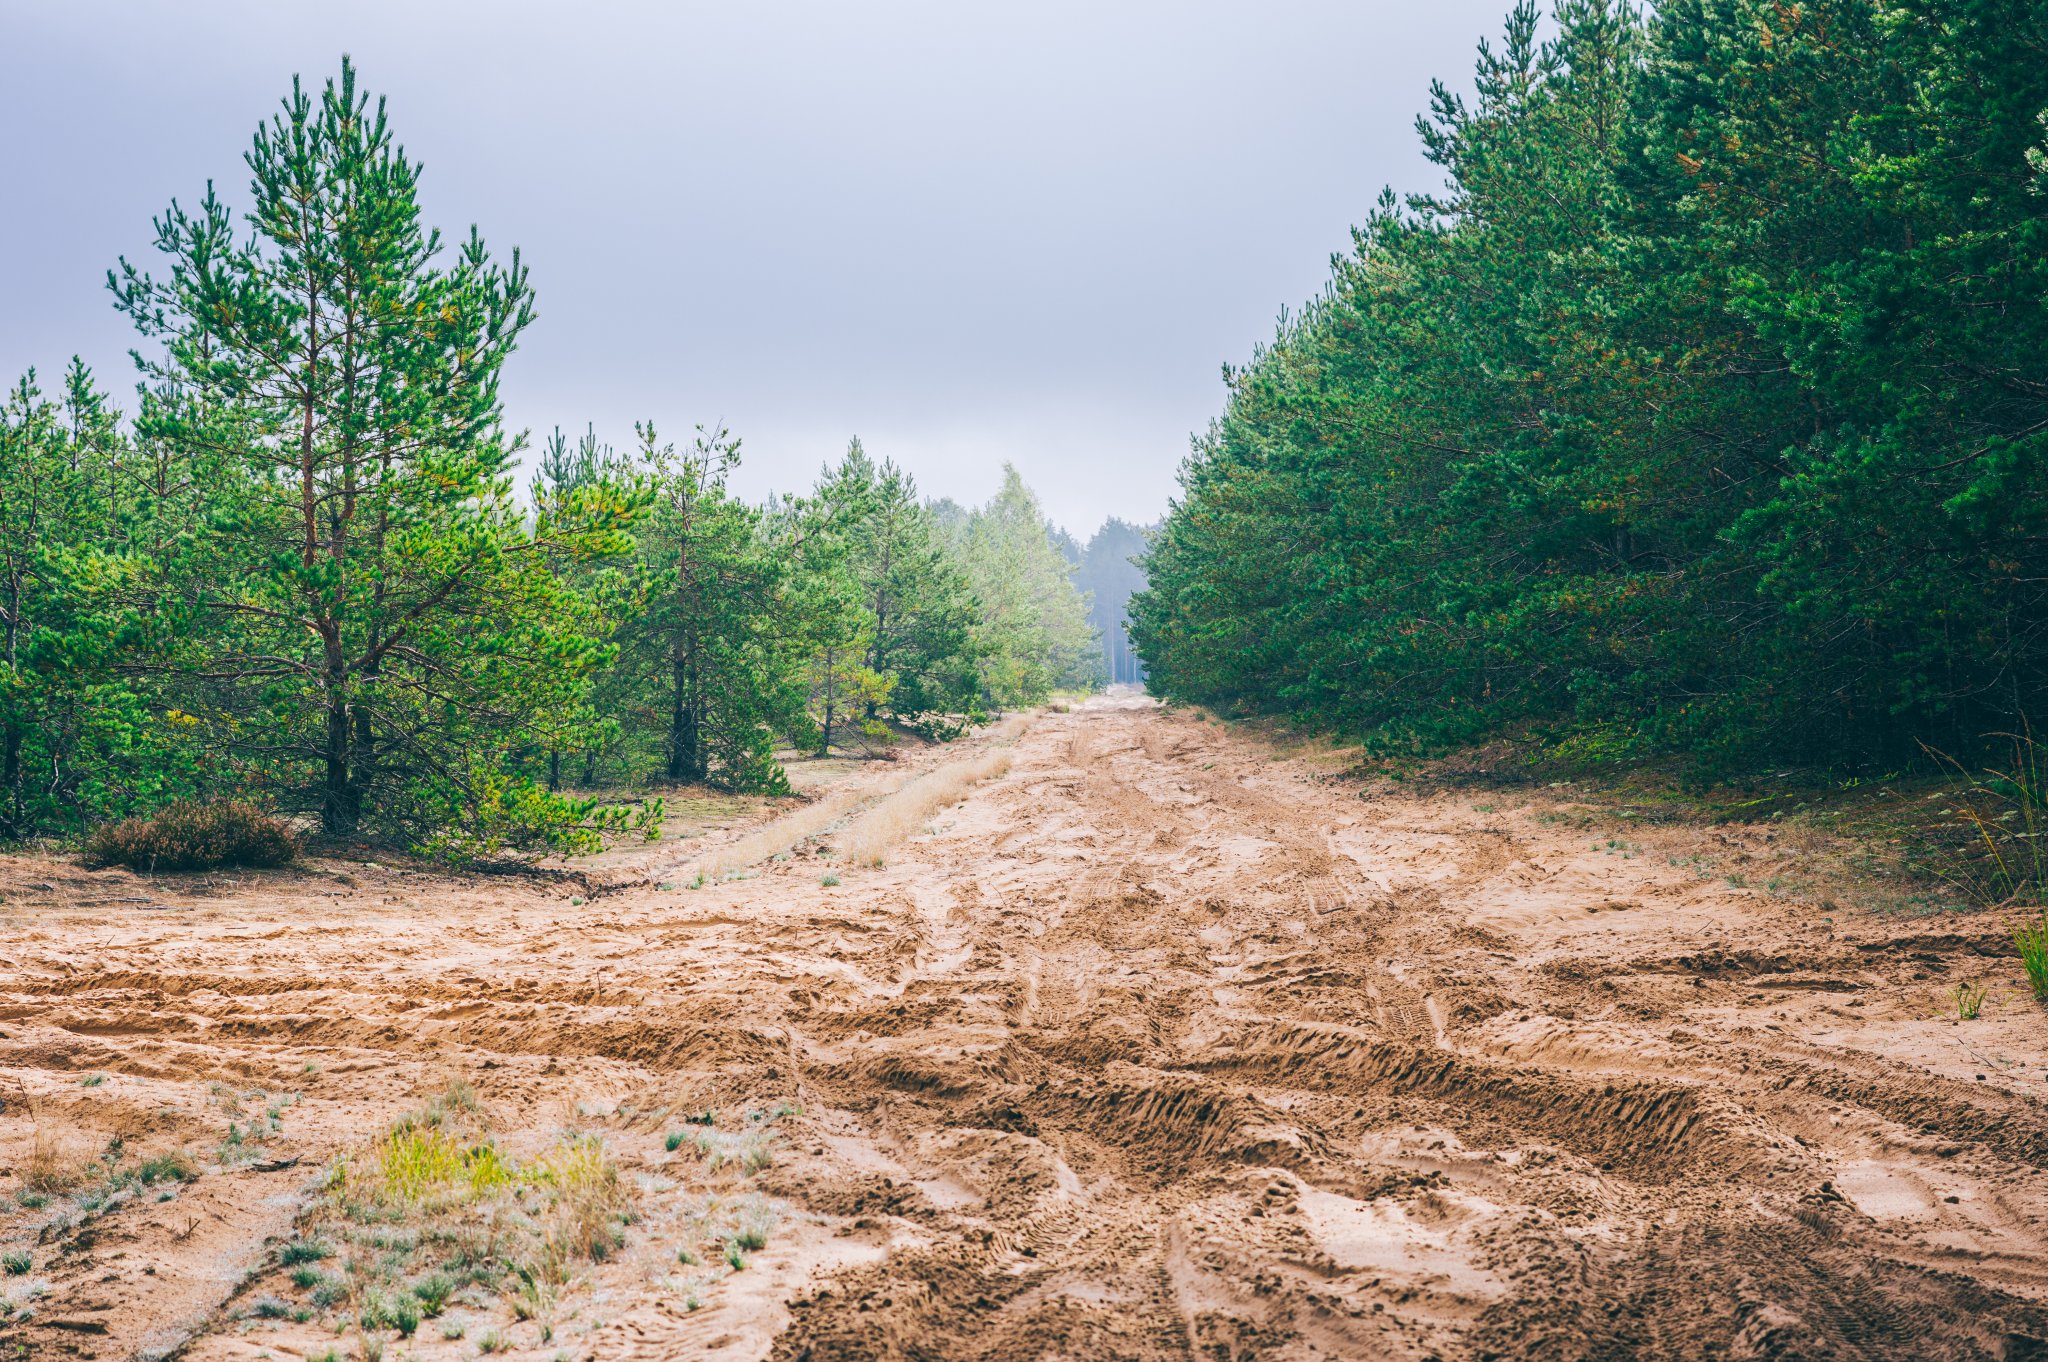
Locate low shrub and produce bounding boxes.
[82,800,298,872]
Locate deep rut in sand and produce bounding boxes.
[5,694,2048,1361]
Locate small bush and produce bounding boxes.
[250,1294,292,1319]
[82,800,298,872]
[728,1193,776,1252]
[2,1252,30,1276]
[411,1272,455,1316]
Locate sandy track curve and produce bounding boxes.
[5,694,2048,1360]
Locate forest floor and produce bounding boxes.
[3,693,2047,1361]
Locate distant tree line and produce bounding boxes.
[1066,520,1151,687]
[0,60,1097,854]
[1132,0,2048,773]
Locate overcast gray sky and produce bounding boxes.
[3,1,1505,535]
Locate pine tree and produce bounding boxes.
[947,466,1097,708]
[109,58,642,845]
[611,423,798,793]
[809,440,982,737]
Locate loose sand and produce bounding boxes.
[3,694,2046,1360]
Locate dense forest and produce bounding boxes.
[1131,0,2048,774]
[0,61,1099,855]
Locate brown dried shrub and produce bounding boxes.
[82,799,298,872]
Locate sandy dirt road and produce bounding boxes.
[5,694,2048,1360]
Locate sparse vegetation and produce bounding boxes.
[673,1125,774,1176]
[2015,914,2048,1003]
[839,747,1013,866]
[279,1236,334,1266]
[1921,729,2048,910]
[138,1151,196,1185]
[1953,981,1989,1021]
[694,783,873,882]
[2,1253,30,1276]
[282,1086,636,1344]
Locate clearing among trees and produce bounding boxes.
[2,696,2042,1360]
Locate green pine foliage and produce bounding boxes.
[1,57,1096,859]
[1132,0,2048,773]
[105,58,644,851]
[806,441,984,742]
[606,422,800,795]
[0,363,207,836]
[941,466,1101,708]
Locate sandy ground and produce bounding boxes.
[4,693,2048,1361]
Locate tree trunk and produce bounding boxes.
[681,696,704,783]
[353,661,376,803]
[548,747,561,793]
[668,653,706,783]
[322,692,358,837]
[1,723,20,836]
[3,586,19,832]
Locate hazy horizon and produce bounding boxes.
[3,0,1506,534]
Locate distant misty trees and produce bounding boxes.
[1073,519,1150,687]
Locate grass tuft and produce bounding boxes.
[2015,913,2048,1001]
[278,1236,333,1265]
[1919,726,2048,907]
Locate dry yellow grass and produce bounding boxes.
[838,748,1013,867]
[689,783,884,881]
[14,1083,81,1194]
[685,714,1031,879]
